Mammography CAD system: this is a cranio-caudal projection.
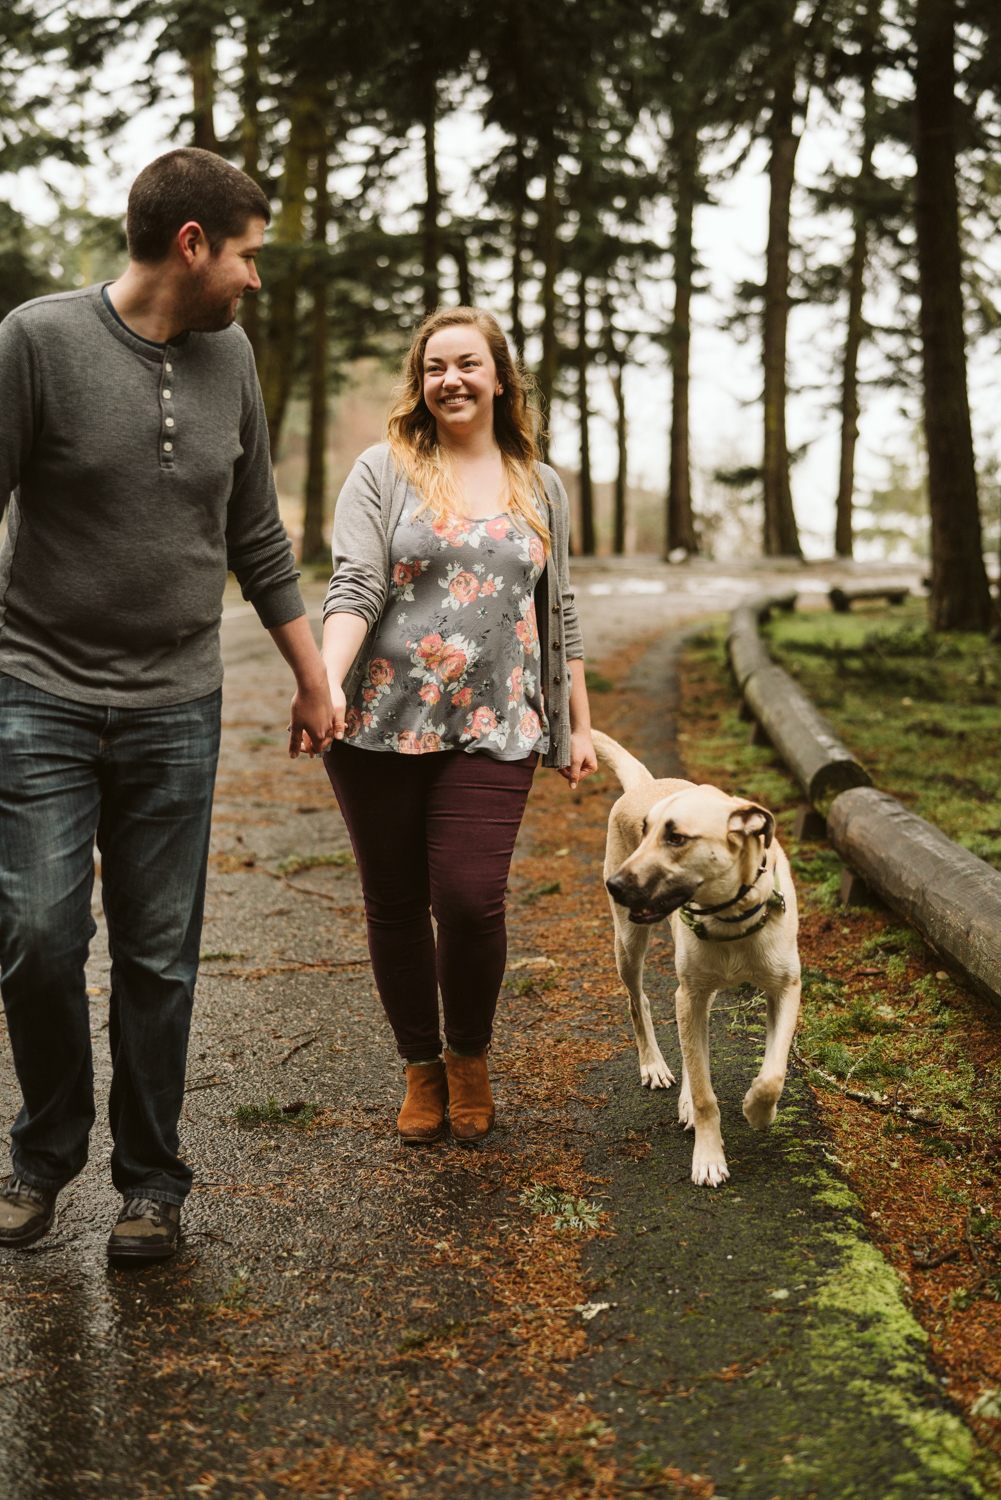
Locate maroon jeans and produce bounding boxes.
[323,741,537,1061]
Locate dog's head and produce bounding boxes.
[605,785,775,925]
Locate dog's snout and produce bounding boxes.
[605,872,631,907]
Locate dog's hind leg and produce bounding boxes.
[675,982,728,1186]
[743,975,802,1130]
[610,906,675,1089]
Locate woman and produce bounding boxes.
[320,306,596,1145]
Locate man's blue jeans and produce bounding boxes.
[0,675,221,1206]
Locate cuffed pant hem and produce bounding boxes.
[7,1161,73,1196]
[117,1186,187,1208]
[397,1042,443,1064]
[444,1038,491,1057]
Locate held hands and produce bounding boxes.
[559,730,598,793]
[287,673,336,759]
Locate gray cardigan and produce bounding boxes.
[323,443,584,769]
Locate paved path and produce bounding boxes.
[0,559,982,1499]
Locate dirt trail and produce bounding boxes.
[0,561,985,1499]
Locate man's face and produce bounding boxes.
[182,217,266,332]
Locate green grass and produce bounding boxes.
[234,1095,318,1129]
[518,1182,601,1231]
[276,850,355,875]
[760,601,1001,866]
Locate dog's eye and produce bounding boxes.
[664,831,689,847]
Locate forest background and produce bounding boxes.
[2,0,1001,630]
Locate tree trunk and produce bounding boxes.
[834,160,870,558]
[611,358,627,555]
[537,146,560,460]
[422,78,440,317]
[239,18,262,359]
[301,140,330,568]
[577,277,594,557]
[762,53,803,557]
[452,240,471,306]
[260,93,312,455]
[185,27,218,153]
[914,0,992,630]
[510,140,527,360]
[667,123,698,555]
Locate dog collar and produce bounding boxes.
[679,866,785,943]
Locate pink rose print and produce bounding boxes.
[515,602,539,654]
[486,516,509,540]
[433,517,474,547]
[439,645,468,683]
[392,561,416,588]
[479,578,497,597]
[419,732,441,754]
[507,666,524,705]
[451,687,473,708]
[468,706,498,739]
[413,634,445,673]
[345,707,362,739]
[361,711,373,728]
[528,537,545,568]
[369,658,395,687]
[419,683,441,705]
[397,730,421,755]
[448,571,480,605]
[362,686,377,704]
[519,709,541,740]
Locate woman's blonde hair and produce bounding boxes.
[387,306,549,550]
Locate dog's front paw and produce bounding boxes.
[640,1056,676,1090]
[743,1078,781,1131]
[691,1147,730,1188]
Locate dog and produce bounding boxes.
[591,730,801,1187]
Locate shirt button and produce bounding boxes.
[165,362,173,373]
[163,441,173,452]
[165,417,175,427]
[163,389,172,399]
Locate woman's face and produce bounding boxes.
[423,325,502,442]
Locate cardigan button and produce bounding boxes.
[552,604,560,613]
[553,706,560,716]
[553,674,561,684]
[551,640,560,650]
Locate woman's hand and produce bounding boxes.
[325,667,347,742]
[559,729,598,793]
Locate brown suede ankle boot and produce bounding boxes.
[397,1061,447,1144]
[444,1049,494,1142]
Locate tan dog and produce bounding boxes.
[592,730,801,1187]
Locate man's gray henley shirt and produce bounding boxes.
[0,283,305,707]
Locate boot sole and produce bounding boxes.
[107,1239,178,1262]
[450,1121,495,1144]
[0,1204,56,1249]
[398,1125,445,1144]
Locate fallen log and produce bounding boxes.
[727,591,798,690]
[742,664,872,815]
[827,785,1001,1008]
[829,584,909,613]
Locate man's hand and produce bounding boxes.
[289,674,335,758]
[267,615,335,758]
[559,730,598,793]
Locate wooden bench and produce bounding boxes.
[829,584,909,613]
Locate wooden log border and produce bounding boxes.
[727,593,871,816]
[727,593,1001,1008]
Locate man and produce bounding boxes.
[0,148,334,1261]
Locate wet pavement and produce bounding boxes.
[0,559,984,1499]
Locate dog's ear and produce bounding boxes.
[727,803,775,848]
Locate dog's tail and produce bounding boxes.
[591,729,654,792]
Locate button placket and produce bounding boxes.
[159,351,176,467]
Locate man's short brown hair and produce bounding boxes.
[127,148,271,263]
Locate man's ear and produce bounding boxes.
[727,803,775,848]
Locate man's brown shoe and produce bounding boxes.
[398,1060,448,1143]
[107,1198,180,1261]
[444,1049,494,1142]
[0,1176,57,1248]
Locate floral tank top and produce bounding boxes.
[344,493,550,761]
